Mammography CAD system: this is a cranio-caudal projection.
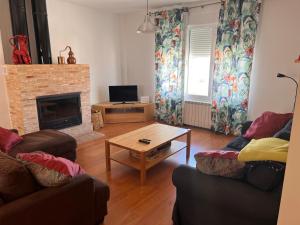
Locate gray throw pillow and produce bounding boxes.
[273,119,293,141]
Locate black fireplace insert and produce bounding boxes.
[36,93,82,130]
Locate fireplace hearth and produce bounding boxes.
[37,93,82,130]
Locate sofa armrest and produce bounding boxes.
[241,121,253,135]
[93,177,110,224]
[0,175,96,225]
[172,165,281,225]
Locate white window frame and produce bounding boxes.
[184,24,217,104]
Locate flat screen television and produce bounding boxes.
[109,85,138,103]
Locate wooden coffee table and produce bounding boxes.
[105,123,191,185]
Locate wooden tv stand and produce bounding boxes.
[94,102,154,124]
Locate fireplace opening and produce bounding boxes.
[36,93,82,130]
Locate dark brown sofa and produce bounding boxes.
[172,120,287,225]
[0,129,110,225]
[0,175,110,225]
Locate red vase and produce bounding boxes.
[9,35,32,64]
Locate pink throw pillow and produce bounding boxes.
[0,127,23,153]
[17,152,85,187]
[243,112,293,140]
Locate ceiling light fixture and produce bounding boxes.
[137,0,159,34]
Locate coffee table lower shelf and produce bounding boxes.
[110,140,187,171]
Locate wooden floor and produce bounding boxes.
[76,122,233,225]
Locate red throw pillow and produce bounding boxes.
[243,112,293,140]
[17,152,85,187]
[0,127,23,153]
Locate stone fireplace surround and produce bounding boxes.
[1,64,93,137]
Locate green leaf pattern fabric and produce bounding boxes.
[154,9,187,126]
[212,0,261,135]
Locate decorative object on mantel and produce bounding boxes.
[57,55,65,64]
[277,73,299,112]
[58,46,76,64]
[137,0,159,34]
[9,35,32,64]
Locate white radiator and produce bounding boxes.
[183,101,212,129]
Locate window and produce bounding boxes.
[185,25,216,103]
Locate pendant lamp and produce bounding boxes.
[137,0,159,34]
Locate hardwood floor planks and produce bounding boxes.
[76,122,233,225]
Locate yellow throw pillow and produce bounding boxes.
[238,138,289,163]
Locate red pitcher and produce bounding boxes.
[9,35,32,64]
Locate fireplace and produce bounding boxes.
[37,93,82,130]
[2,64,92,136]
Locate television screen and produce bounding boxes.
[109,85,138,102]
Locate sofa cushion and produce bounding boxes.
[0,151,38,202]
[17,152,85,187]
[194,150,245,179]
[226,136,250,151]
[9,129,77,161]
[0,197,4,207]
[245,161,285,191]
[273,119,293,141]
[0,127,23,153]
[238,138,289,163]
[243,112,293,140]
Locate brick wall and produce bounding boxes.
[3,64,92,136]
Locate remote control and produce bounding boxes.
[139,139,151,144]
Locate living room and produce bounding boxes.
[0,0,299,225]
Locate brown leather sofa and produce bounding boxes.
[0,129,110,225]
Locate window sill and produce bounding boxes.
[184,100,211,105]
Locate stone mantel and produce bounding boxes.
[2,64,92,136]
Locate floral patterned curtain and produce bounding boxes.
[154,8,188,126]
[212,0,261,135]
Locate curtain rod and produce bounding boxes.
[149,1,223,14]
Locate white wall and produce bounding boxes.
[248,0,300,120]
[47,0,122,104]
[119,12,156,101]
[277,91,300,225]
[188,4,220,25]
[0,75,11,129]
[0,29,11,128]
[119,5,220,102]
[0,31,4,65]
[0,0,13,64]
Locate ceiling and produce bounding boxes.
[59,0,209,13]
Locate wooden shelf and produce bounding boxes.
[110,140,187,170]
[93,102,154,124]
